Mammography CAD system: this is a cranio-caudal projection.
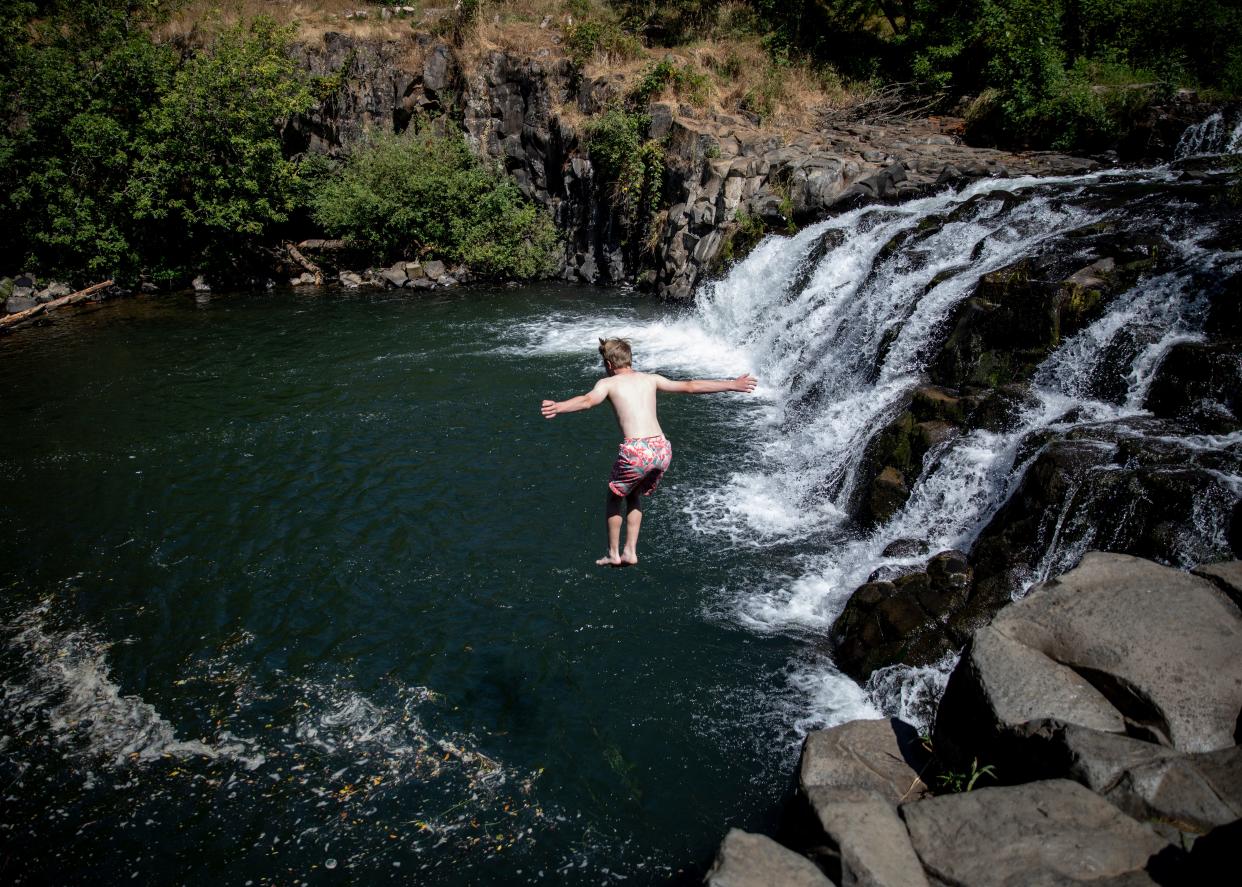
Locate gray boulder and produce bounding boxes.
[902,780,1172,886]
[1192,559,1242,611]
[6,294,37,314]
[799,720,931,887]
[704,829,834,887]
[35,281,72,302]
[1019,720,1242,834]
[800,719,931,804]
[423,259,447,280]
[935,552,1242,774]
[339,271,363,289]
[380,265,408,288]
[806,787,928,887]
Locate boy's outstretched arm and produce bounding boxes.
[654,373,758,394]
[541,379,609,419]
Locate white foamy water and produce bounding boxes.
[513,163,1238,736]
[1,600,264,769]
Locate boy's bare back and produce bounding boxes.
[592,372,664,439]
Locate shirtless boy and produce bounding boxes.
[541,338,758,566]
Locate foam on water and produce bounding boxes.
[2,599,264,769]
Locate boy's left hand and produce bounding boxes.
[541,399,559,419]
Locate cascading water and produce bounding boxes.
[1175,109,1242,158]
[644,160,1238,732]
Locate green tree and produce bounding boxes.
[130,16,315,281]
[1,1,177,279]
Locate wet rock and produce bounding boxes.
[339,271,363,288]
[968,425,1241,613]
[704,829,833,887]
[1144,340,1242,433]
[423,260,447,280]
[901,780,1172,887]
[867,467,909,526]
[881,539,929,559]
[934,552,1242,777]
[831,551,974,681]
[191,275,211,292]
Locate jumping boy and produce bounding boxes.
[541,338,758,567]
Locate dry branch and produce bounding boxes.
[1,280,114,330]
[819,82,947,126]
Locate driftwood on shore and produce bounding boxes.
[0,280,114,330]
[284,242,323,285]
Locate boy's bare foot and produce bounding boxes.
[621,552,638,566]
[596,554,623,566]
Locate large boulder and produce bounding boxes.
[935,552,1242,776]
[799,718,932,804]
[901,780,1173,886]
[1013,720,1242,834]
[830,551,972,681]
[1144,340,1242,433]
[805,787,928,887]
[704,829,833,887]
[798,719,931,887]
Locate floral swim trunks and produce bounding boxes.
[608,435,673,497]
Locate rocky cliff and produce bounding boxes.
[287,33,1105,299]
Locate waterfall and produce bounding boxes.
[680,162,1240,733]
[517,138,1240,736]
[1174,109,1242,158]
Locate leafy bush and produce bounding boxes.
[311,128,560,279]
[630,59,710,106]
[584,108,666,233]
[563,19,643,75]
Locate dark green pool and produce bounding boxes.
[0,285,821,884]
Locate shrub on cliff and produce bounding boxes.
[584,109,665,237]
[311,129,560,280]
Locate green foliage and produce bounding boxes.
[609,0,723,47]
[311,128,559,279]
[739,65,787,123]
[630,58,709,107]
[130,16,314,279]
[584,108,665,233]
[937,758,997,793]
[563,18,643,75]
[1,1,178,279]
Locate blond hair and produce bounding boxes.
[598,337,632,368]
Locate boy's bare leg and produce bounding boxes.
[621,490,643,565]
[598,492,625,566]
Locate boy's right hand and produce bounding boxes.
[734,374,758,393]
[541,399,559,419]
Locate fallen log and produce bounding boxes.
[1,280,114,330]
[296,239,348,251]
[284,241,324,285]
